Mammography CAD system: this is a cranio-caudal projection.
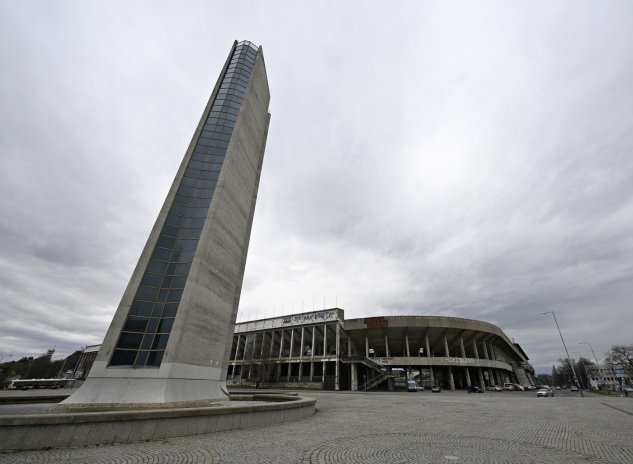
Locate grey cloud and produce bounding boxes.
[2,1,633,373]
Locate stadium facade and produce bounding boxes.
[227,309,535,391]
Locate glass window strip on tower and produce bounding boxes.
[109,42,258,367]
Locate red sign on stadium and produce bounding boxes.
[364,317,388,329]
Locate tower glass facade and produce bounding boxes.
[110,41,260,367]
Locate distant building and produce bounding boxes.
[586,364,620,390]
[227,309,535,391]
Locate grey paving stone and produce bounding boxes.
[2,391,632,463]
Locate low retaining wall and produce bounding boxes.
[0,394,316,451]
[227,381,324,390]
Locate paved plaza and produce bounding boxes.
[1,390,632,463]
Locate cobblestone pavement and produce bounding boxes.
[2,391,632,463]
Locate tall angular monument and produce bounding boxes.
[65,40,270,404]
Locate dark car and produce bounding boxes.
[466,385,483,393]
[431,385,441,393]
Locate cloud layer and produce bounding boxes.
[1,1,632,372]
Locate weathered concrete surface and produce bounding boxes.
[65,41,271,404]
[0,394,314,451]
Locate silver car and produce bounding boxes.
[537,387,554,397]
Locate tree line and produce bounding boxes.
[533,344,632,389]
[0,350,83,388]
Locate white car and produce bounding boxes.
[537,387,554,397]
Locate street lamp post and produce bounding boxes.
[24,358,34,379]
[542,311,584,397]
[579,342,601,391]
[56,357,69,379]
[579,342,600,367]
[573,351,588,390]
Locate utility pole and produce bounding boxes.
[579,341,600,367]
[579,341,601,392]
[57,358,68,378]
[573,351,588,389]
[542,311,584,397]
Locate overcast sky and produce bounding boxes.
[1,1,632,373]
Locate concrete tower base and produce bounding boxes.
[63,362,227,404]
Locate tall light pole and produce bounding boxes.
[573,351,588,390]
[579,342,600,367]
[542,311,584,397]
[579,341,601,392]
[56,356,69,379]
[24,358,34,379]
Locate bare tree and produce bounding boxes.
[605,345,633,379]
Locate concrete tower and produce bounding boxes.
[65,40,270,404]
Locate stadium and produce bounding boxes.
[227,308,535,391]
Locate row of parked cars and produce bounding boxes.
[406,380,444,392]
[477,383,560,396]
[482,383,537,391]
[407,381,565,395]
[406,381,542,393]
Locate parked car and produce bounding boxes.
[407,380,419,392]
[487,385,502,392]
[431,385,442,393]
[570,385,579,392]
[524,385,536,391]
[537,387,554,397]
[466,385,483,393]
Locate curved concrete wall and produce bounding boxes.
[0,395,315,452]
[344,315,528,363]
